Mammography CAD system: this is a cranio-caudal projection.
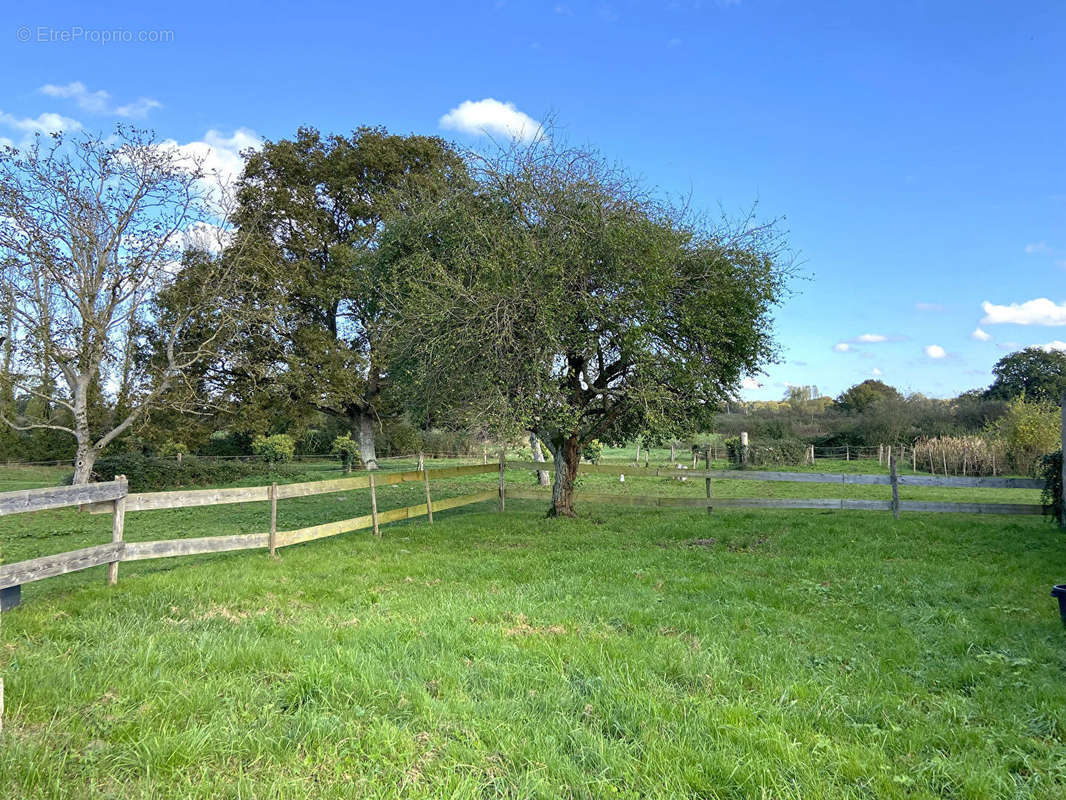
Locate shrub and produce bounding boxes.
[330,434,361,473]
[252,434,295,464]
[582,439,604,464]
[726,437,807,467]
[1041,450,1063,527]
[989,398,1061,476]
[86,454,305,492]
[158,440,189,459]
[297,428,328,456]
[204,430,251,458]
[381,421,422,456]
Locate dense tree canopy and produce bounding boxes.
[382,141,792,515]
[985,347,1066,404]
[225,126,467,467]
[836,380,903,414]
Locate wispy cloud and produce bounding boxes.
[971,327,991,342]
[981,298,1066,326]
[39,81,161,118]
[833,342,850,352]
[1024,241,1052,254]
[915,301,944,312]
[439,98,542,142]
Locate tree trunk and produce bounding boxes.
[72,442,98,485]
[529,432,550,486]
[357,412,379,470]
[548,434,581,518]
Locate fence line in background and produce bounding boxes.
[0,448,1052,611]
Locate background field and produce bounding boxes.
[1,452,1064,799]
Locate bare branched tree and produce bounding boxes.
[0,127,246,483]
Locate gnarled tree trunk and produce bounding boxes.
[548,433,581,517]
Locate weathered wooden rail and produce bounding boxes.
[503,459,1046,516]
[0,462,502,609]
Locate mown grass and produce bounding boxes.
[1,457,1064,798]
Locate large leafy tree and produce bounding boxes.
[383,141,791,516]
[984,347,1066,404]
[229,127,466,467]
[836,380,903,414]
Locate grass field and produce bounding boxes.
[2,454,1064,798]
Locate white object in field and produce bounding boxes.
[619,474,625,482]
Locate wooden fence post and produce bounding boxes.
[704,445,712,515]
[890,454,900,520]
[369,472,379,537]
[417,451,424,472]
[269,482,278,557]
[740,432,749,466]
[107,475,128,586]
[498,450,506,512]
[424,462,434,524]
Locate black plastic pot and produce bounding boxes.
[1052,585,1066,626]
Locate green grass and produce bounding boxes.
[2,459,1064,798]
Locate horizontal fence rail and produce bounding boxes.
[0,480,128,517]
[503,461,1044,490]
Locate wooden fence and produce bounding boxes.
[503,457,1046,517]
[0,452,1050,611]
[0,462,503,610]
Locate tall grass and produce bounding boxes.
[912,435,1008,476]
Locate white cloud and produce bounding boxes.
[161,127,262,190]
[871,367,883,376]
[856,333,887,343]
[0,110,81,135]
[924,344,947,359]
[971,327,991,342]
[1039,341,1066,353]
[1024,242,1051,254]
[39,81,161,118]
[981,298,1066,326]
[915,302,944,312]
[833,342,850,352]
[741,376,761,390]
[439,98,542,142]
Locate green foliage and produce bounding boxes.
[383,137,791,514]
[836,380,903,414]
[223,126,469,452]
[330,434,361,471]
[205,430,252,458]
[581,438,604,464]
[986,347,1066,403]
[1040,450,1063,526]
[158,440,189,458]
[725,436,807,467]
[252,434,296,464]
[86,454,304,492]
[380,420,422,455]
[420,430,481,456]
[989,397,1061,476]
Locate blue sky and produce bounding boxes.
[3,0,1064,401]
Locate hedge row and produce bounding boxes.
[82,454,310,492]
